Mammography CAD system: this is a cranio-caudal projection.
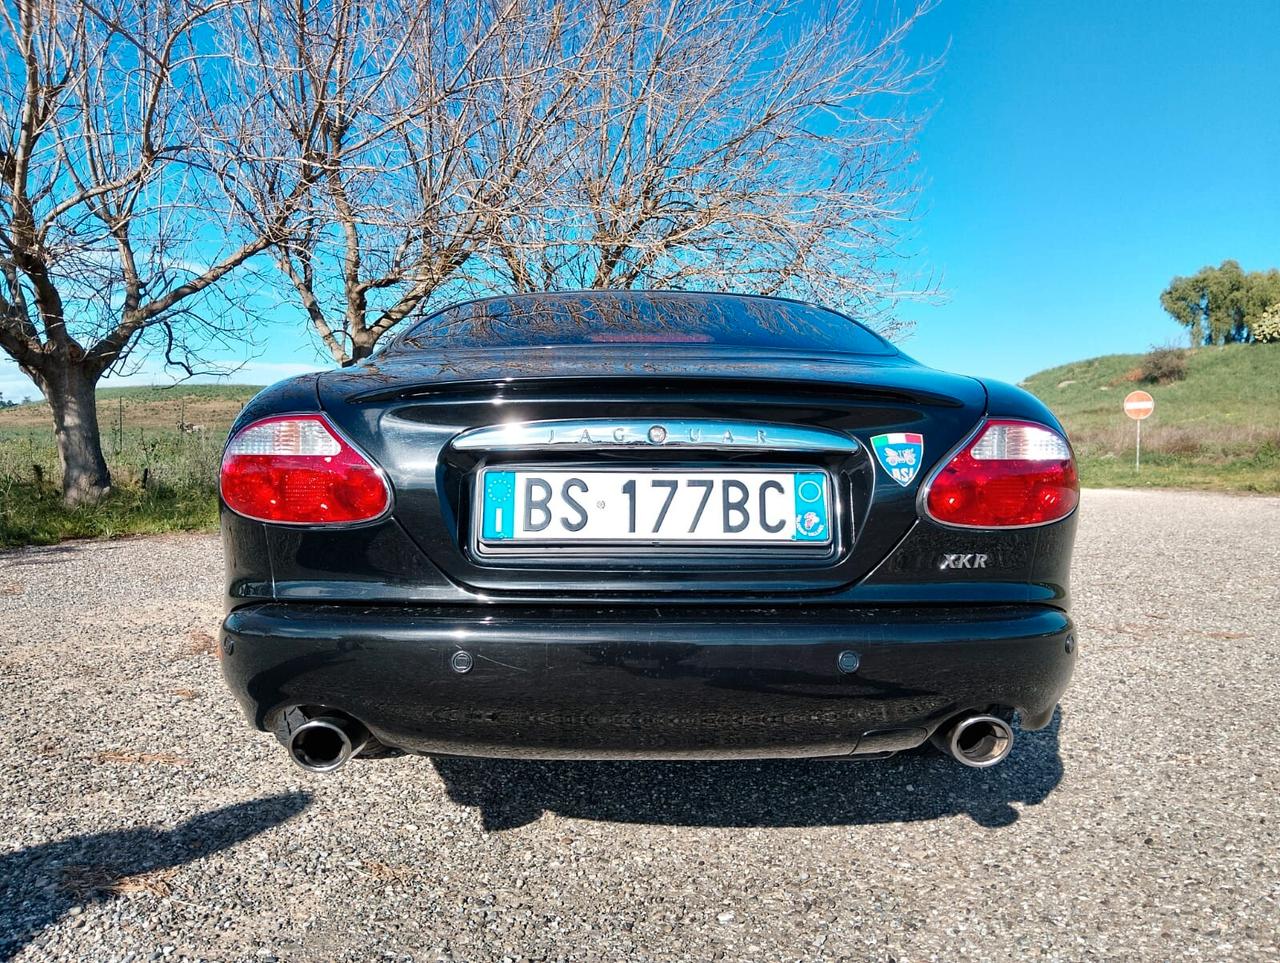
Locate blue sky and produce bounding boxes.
[1,0,1276,400]
[895,0,1279,381]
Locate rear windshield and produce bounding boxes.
[397,292,895,356]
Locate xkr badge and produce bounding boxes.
[871,432,924,487]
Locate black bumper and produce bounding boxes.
[220,603,1076,760]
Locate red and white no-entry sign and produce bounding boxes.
[1123,390,1154,470]
[1123,390,1155,420]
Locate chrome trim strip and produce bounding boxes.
[453,419,860,453]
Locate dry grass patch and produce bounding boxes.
[60,864,178,900]
[185,628,217,657]
[358,859,411,882]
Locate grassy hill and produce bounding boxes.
[1022,343,1280,493]
[0,383,262,431]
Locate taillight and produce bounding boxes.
[220,415,390,524]
[924,420,1078,528]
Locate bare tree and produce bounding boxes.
[207,0,602,366]
[213,0,935,365]
[488,0,938,336]
[0,0,310,504]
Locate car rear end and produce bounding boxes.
[218,293,1078,770]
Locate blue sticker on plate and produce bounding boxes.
[792,471,829,541]
[482,471,515,540]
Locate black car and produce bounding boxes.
[218,291,1078,773]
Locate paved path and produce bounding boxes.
[1,489,1277,961]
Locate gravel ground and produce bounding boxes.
[1,488,1278,962]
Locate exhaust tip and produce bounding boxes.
[936,714,1014,768]
[287,715,367,774]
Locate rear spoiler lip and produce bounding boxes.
[324,344,983,410]
[341,373,973,409]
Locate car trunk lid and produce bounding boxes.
[314,345,986,596]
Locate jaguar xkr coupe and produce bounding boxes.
[218,291,1078,773]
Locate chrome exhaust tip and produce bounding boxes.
[286,714,369,774]
[932,713,1015,768]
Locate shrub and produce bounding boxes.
[1140,346,1189,384]
[1253,303,1280,343]
[1117,367,1144,384]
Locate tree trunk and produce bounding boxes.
[41,363,112,506]
[347,330,379,365]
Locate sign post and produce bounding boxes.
[1123,390,1155,470]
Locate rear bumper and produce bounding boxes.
[220,603,1076,760]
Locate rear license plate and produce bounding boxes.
[477,469,831,546]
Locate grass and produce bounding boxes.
[0,480,219,548]
[0,384,256,548]
[1022,342,1280,493]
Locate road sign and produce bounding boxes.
[1123,390,1155,420]
[1123,390,1154,470]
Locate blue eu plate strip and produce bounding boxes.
[482,471,516,540]
[792,471,829,541]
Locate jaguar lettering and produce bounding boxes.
[456,419,860,453]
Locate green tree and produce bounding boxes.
[1160,261,1280,345]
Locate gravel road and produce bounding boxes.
[2,488,1278,962]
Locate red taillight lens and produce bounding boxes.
[220,415,390,524]
[925,420,1078,528]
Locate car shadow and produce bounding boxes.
[432,710,1064,832]
[0,792,312,962]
